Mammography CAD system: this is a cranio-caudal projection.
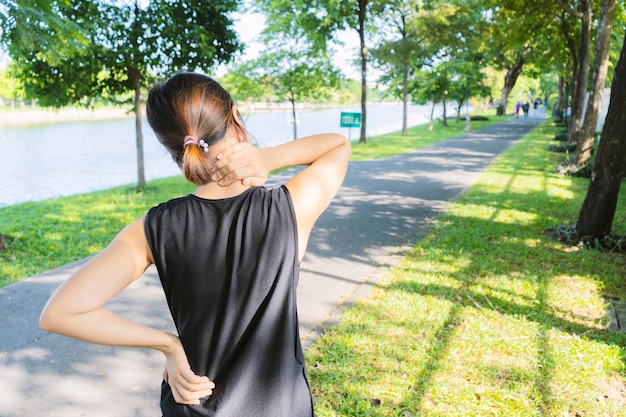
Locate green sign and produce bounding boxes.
[340,112,361,128]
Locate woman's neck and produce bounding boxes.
[192,130,251,199]
[193,181,250,200]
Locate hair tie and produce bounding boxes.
[183,135,209,153]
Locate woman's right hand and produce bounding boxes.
[212,142,269,187]
[162,335,215,405]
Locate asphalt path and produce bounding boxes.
[0,113,544,417]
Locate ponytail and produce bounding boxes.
[181,140,215,186]
[146,72,248,186]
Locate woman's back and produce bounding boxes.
[145,186,314,417]
[39,73,349,415]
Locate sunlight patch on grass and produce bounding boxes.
[493,209,537,225]
[546,329,626,415]
[547,275,607,327]
[420,309,540,416]
[472,274,538,309]
[448,203,497,220]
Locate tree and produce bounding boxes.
[495,48,531,116]
[0,69,22,106]
[1,0,241,188]
[557,0,594,143]
[244,39,341,140]
[574,0,616,166]
[369,0,428,136]
[356,0,369,143]
[218,60,274,106]
[255,0,371,143]
[411,66,451,130]
[486,0,549,116]
[575,31,626,239]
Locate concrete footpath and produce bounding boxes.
[0,114,544,417]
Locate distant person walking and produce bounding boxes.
[40,72,351,416]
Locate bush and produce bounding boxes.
[555,162,592,178]
[553,131,569,141]
[549,142,576,153]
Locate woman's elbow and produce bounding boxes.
[39,304,60,333]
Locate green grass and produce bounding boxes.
[0,116,496,286]
[351,117,502,160]
[307,121,626,416]
[0,177,195,286]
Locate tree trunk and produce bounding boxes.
[131,68,146,189]
[402,59,408,136]
[567,0,593,144]
[290,97,298,140]
[575,31,626,239]
[358,0,368,144]
[496,50,527,116]
[130,2,145,189]
[574,0,615,166]
[429,98,435,131]
[441,94,448,127]
[553,76,567,120]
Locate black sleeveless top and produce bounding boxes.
[144,186,314,417]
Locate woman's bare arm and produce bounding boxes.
[39,218,214,405]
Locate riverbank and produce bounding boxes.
[0,103,333,128]
[0,101,407,128]
[0,106,133,127]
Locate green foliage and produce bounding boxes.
[547,223,626,253]
[548,142,576,153]
[218,62,274,104]
[553,130,568,141]
[225,36,343,138]
[254,0,360,52]
[0,68,21,102]
[369,0,432,92]
[0,0,242,107]
[253,39,342,104]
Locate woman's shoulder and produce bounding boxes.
[148,194,193,214]
[147,186,292,217]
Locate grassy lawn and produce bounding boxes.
[350,117,501,161]
[0,116,494,286]
[307,120,626,416]
[0,178,195,286]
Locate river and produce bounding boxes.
[0,103,440,207]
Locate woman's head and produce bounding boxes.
[146,72,247,186]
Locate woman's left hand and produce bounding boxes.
[162,335,215,405]
[212,142,269,187]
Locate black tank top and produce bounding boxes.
[144,186,314,417]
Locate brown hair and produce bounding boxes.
[146,72,247,186]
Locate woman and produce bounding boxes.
[40,72,351,416]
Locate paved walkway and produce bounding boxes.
[0,114,545,417]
